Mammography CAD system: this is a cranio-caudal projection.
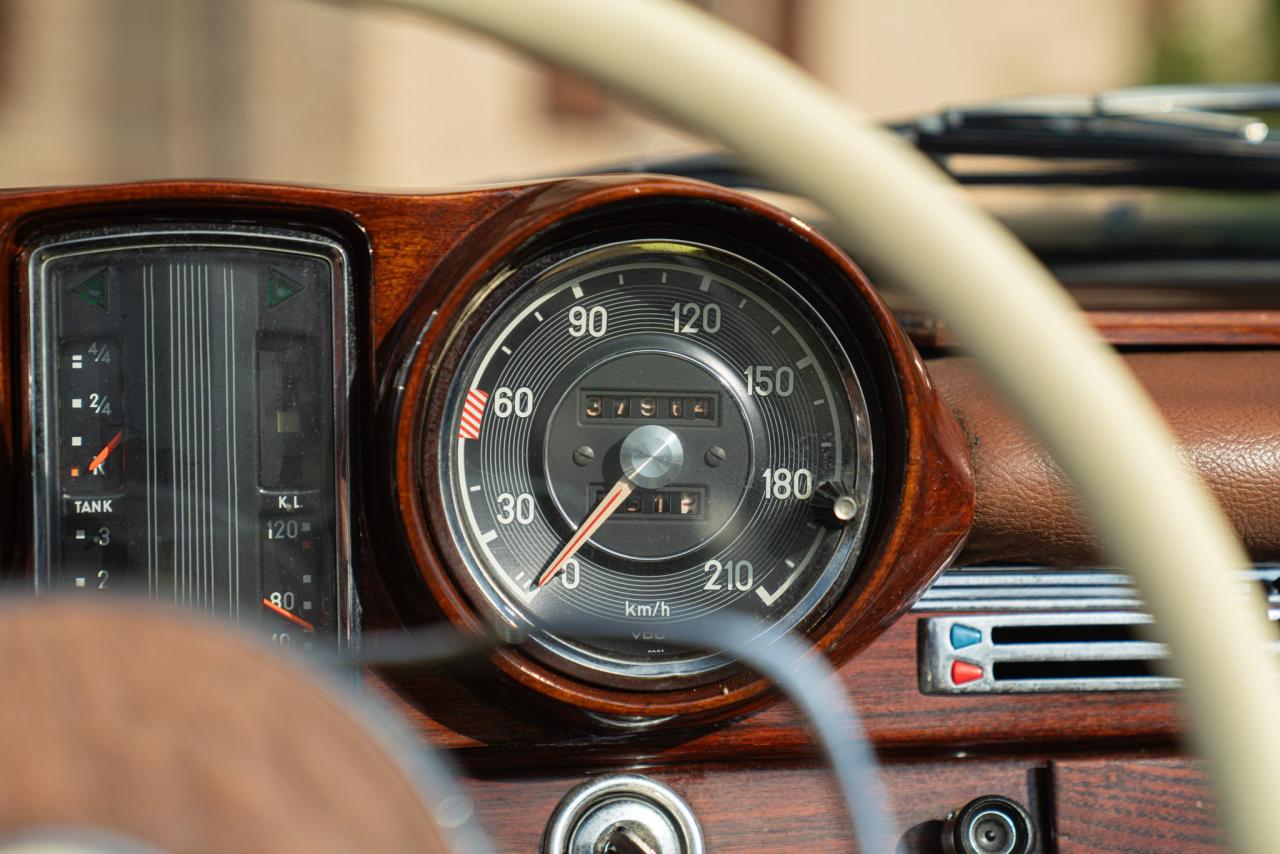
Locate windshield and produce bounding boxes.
[4,1,1277,188]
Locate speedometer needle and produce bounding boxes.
[536,425,685,589]
[536,478,633,588]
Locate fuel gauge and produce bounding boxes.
[29,224,355,652]
[59,339,124,494]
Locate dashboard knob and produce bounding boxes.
[943,794,1036,854]
[812,480,859,528]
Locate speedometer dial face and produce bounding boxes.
[437,241,873,686]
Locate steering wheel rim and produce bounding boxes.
[326,0,1280,850]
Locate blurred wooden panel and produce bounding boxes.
[900,308,1280,349]
[1050,757,1222,853]
[464,757,1042,853]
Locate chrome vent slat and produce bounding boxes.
[914,565,1280,612]
[916,567,1280,694]
[920,612,1178,694]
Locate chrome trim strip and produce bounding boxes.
[920,610,1280,694]
[913,565,1280,612]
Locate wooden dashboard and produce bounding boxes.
[0,177,1263,852]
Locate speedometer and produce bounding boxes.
[435,239,874,687]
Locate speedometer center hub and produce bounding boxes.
[620,425,684,488]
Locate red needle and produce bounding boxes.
[88,430,123,472]
[536,478,634,588]
[262,597,315,632]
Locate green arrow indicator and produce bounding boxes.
[70,270,109,312]
[264,268,307,310]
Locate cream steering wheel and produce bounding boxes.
[337,1,1280,850]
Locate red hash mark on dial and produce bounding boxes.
[458,388,489,440]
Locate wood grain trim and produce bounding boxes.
[1086,309,1280,346]
[365,613,1184,764]
[389,176,975,724]
[1050,757,1221,853]
[463,753,1220,853]
[0,177,973,727]
[0,179,1225,752]
[902,308,1280,349]
[462,756,1043,854]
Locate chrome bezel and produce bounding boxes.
[435,238,875,689]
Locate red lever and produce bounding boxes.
[951,660,984,686]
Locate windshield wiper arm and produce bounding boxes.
[900,83,1280,160]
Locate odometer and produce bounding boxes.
[437,240,873,687]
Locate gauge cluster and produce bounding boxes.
[2,176,972,726]
[436,240,874,688]
[27,225,354,650]
[391,184,972,724]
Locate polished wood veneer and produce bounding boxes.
[366,613,1184,764]
[464,757,1044,853]
[0,179,1265,852]
[901,307,1280,349]
[1051,757,1221,853]
[390,178,974,723]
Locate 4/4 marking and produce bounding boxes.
[458,388,489,440]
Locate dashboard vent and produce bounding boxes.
[919,612,1178,694]
[916,566,1280,693]
[919,609,1279,694]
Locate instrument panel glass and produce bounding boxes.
[29,225,353,650]
[437,240,874,686]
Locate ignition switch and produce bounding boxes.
[543,774,703,854]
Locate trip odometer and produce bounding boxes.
[436,240,874,687]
